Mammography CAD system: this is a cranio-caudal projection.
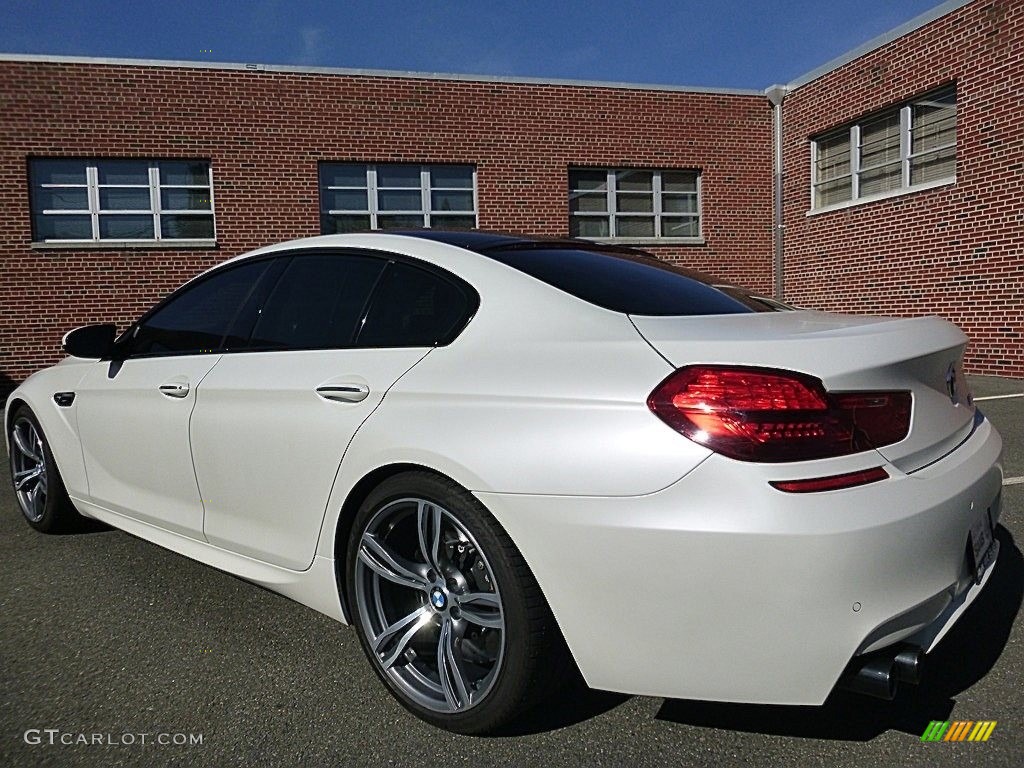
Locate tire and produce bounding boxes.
[8,405,81,533]
[345,471,571,734]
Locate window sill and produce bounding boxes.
[31,239,218,251]
[806,177,955,216]
[578,237,706,247]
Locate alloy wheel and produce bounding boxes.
[353,497,505,713]
[11,417,48,523]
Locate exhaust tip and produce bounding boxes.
[838,656,898,700]
[894,649,922,685]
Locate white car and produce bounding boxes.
[6,231,1003,734]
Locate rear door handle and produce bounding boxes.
[316,384,370,403]
[159,380,190,398]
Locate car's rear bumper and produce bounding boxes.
[477,414,1003,705]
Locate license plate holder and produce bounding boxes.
[970,511,995,583]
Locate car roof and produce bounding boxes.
[369,229,634,254]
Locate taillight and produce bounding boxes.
[647,366,911,462]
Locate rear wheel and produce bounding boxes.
[346,471,570,734]
[8,405,81,533]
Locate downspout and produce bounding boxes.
[765,84,788,301]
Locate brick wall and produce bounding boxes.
[781,0,1024,378]
[0,63,772,393]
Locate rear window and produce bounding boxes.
[481,247,755,316]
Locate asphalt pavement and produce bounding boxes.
[1,375,1022,768]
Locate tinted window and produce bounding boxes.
[481,247,754,316]
[357,262,471,347]
[249,254,385,350]
[221,258,289,349]
[131,260,269,356]
[714,285,791,312]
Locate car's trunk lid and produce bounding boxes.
[630,310,976,471]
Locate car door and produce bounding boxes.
[191,251,477,570]
[75,258,274,538]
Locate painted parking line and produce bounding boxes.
[974,393,1024,401]
[1004,477,1024,486]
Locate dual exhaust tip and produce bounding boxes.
[838,648,922,700]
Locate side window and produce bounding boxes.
[357,262,472,348]
[130,260,270,356]
[248,254,386,350]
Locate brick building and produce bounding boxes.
[0,0,1020,395]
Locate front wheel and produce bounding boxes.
[8,405,81,533]
[345,472,570,734]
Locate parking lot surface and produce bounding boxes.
[1,375,1022,767]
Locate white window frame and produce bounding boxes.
[568,168,702,243]
[809,85,956,214]
[30,159,216,244]
[319,163,478,232]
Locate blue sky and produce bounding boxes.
[1,1,948,89]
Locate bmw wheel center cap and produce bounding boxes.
[429,587,447,611]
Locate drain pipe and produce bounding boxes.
[765,84,788,301]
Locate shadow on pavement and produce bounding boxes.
[655,525,1022,741]
[497,676,631,736]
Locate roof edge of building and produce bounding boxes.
[784,0,974,91]
[0,52,765,97]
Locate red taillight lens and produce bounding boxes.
[647,366,911,462]
[770,467,889,493]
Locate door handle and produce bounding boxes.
[316,384,370,403]
[159,381,190,398]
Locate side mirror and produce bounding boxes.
[62,324,117,359]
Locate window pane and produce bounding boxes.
[33,214,92,240]
[100,188,152,210]
[322,214,370,233]
[161,215,214,239]
[99,214,155,239]
[616,170,653,192]
[161,188,212,210]
[615,217,655,237]
[662,217,700,238]
[132,260,268,356]
[569,192,607,213]
[321,164,368,188]
[911,147,956,184]
[250,255,386,350]
[378,189,423,211]
[814,178,852,207]
[159,161,209,186]
[430,165,473,188]
[569,169,607,192]
[860,114,900,169]
[616,193,653,213]
[322,189,368,212]
[32,159,87,185]
[662,172,698,192]
[662,194,698,213]
[358,263,470,347]
[378,214,425,229]
[570,217,610,238]
[859,163,902,196]
[815,132,851,182]
[430,190,473,212]
[912,92,956,154]
[481,248,752,316]
[376,165,420,187]
[430,215,476,231]
[32,188,88,210]
[97,161,149,185]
